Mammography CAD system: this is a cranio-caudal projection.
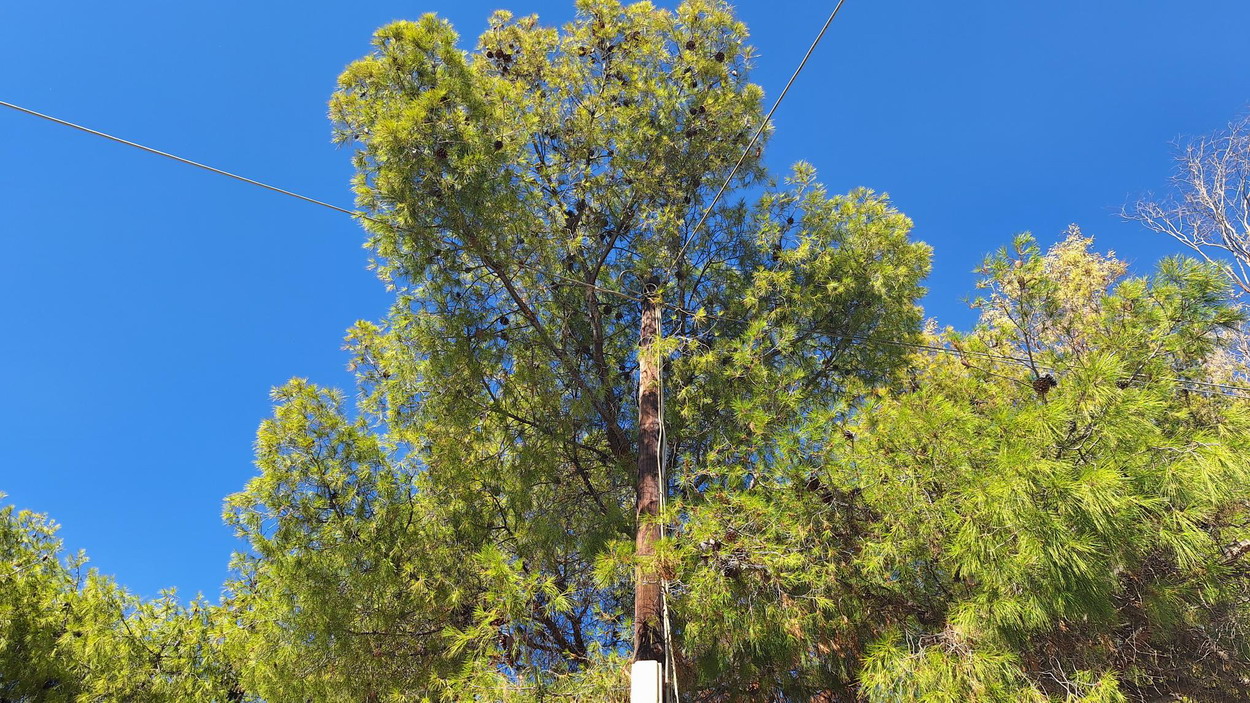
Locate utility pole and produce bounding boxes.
[632,280,664,703]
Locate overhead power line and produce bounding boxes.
[0,99,361,219]
[6,88,1250,401]
[0,98,645,306]
[675,0,849,264]
[0,98,649,303]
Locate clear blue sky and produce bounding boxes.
[1,0,1247,600]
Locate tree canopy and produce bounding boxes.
[3,2,1250,702]
[222,0,927,697]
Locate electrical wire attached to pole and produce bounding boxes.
[655,322,679,703]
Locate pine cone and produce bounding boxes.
[1032,373,1057,396]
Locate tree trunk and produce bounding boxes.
[634,282,664,664]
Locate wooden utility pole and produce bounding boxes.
[632,280,664,701]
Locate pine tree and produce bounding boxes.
[841,233,1250,701]
[10,3,1247,701]
[223,0,928,699]
[0,498,238,701]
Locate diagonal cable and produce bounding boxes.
[0,98,643,304]
[7,99,1250,401]
[674,0,849,265]
[0,99,361,218]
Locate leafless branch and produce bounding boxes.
[1127,113,1250,296]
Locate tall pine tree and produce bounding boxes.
[224,0,928,699]
[7,2,1250,701]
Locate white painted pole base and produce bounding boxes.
[631,660,662,703]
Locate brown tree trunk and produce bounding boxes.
[634,282,664,663]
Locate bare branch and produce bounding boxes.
[1127,113,1250,296]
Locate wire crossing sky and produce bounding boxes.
[677,0,847,263]
[0,100,362,218]
[10,98,1247,402]
[1,0,1249,601]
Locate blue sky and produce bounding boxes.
[1,0,1247,600]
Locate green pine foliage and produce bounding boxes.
[226,1,927,698]
[3,2,1250,701]
[0,499,240,701]
[845,234,1250,701]
[222,1,926,699]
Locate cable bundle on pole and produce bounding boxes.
[657,346,679,703]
